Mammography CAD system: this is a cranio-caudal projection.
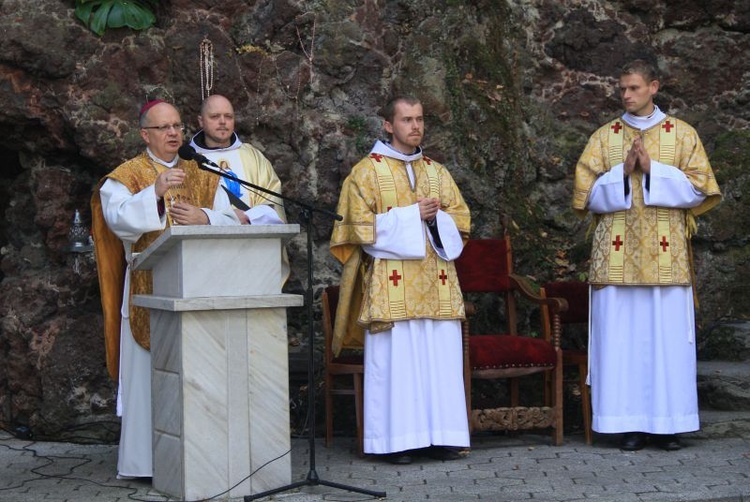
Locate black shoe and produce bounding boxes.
[382,452,413,464]
[620,432,647,451]
[425,446,463,461]
[653,434,682,451]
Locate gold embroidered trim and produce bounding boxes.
[657,208,672,282]
[608,212,626,283]
[608,120,624,165]
[659,119,676,166]
[423,160,451,314]
[372,157,406,319]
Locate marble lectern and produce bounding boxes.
[132,225,303,500]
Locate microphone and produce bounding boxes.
[177,143,251,210]
[178,144,220,169]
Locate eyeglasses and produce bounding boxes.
[142,123,185,132]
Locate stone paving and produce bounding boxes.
[0,430,748,502]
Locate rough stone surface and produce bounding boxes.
[0,0,747,440]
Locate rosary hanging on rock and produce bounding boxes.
[200,36,214,101]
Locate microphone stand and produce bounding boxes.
[192,161,386,501]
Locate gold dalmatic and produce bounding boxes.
[330,152,471,353]
[573,117,721,286]
[371,157,454,320]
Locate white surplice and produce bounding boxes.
[99,168,237,478]
[361,204,470,454]
[587,115,707,434]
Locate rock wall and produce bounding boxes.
[0,0,747,439]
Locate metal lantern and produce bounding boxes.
[67,209,94,253]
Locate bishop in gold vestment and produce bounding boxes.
[91,101,239,478]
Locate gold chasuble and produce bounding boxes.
[573,116,721,287]
[330,151,471,355]
[91,152,219,380]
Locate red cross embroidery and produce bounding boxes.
[439,269,448,285]
[370,153,384,162]
[612,235,624,251]
[660,236,670,252]
[423,157,432,165]
[662,120,674,133]
[389,269,402,287]
[611,122,622,134]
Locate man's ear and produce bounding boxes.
[649,79,660,97]
[383,119,393,135]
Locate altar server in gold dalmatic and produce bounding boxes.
[573,60,721,451]
[330,95,471,464]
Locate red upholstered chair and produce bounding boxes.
[540,280,593,445]
[454,236,567,446]
[322,285,364,456]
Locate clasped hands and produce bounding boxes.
[418,197,440,224]
[624,136,651,175]
[156,168,208,225]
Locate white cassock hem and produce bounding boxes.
[363,319,470,454]
[589,285,700,434]
[116,323,153,477]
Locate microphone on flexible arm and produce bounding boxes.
[177,144,342,222]
[178,144,221,169]
[177,144,251,210]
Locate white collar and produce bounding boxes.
[621,105,667,130]
[370,140,423,162]
[189,131,243,154]
[146,148,179,168]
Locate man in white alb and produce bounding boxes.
[330,95,471,464]
[189,94,286,226]
[573,60,721,451]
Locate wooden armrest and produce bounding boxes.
[463,300,477,317]
[509,274,568,314]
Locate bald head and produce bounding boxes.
[198,94,236,148]
[200,94,233,115]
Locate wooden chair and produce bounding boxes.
[540,280,593,445]
[454,235,567,445]
[322,285,364,456]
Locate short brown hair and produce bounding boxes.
[620,59,659,83]
[380,95,421,123]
